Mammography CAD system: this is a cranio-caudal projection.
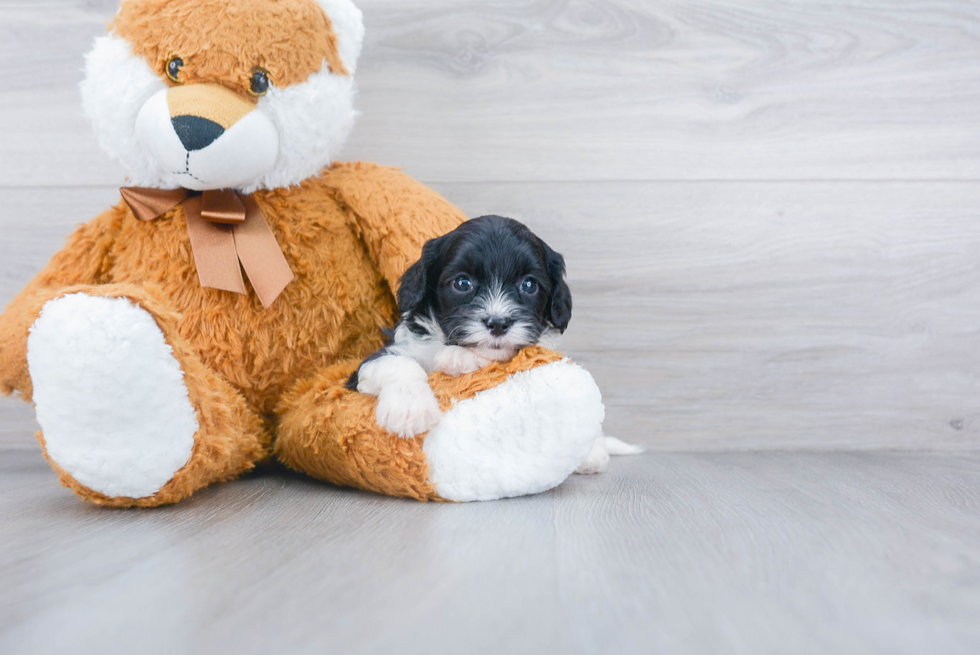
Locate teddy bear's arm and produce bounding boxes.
[328,162,467,295]
[0,207,119,398]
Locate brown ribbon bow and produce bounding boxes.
[120,187,294,309]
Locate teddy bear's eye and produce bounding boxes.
[166,56,184,83]
[249,69,270,97]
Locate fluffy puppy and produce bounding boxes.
[348,215,643,473]
[348,215,570,437]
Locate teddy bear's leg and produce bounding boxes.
[275,347,604,502]
[25,285,266,507]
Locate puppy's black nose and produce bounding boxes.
[485,317,513,337]
[171,115,225,151]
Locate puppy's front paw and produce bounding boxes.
[575,436,610,475]
[434,346,491,377]
[375,381,442,438]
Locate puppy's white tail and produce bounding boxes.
[604,436,644,456]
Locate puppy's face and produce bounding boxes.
[398,216,572,360]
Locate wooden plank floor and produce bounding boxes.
[1,452,979,655]
[2,1,980,653]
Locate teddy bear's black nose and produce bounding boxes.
[171,115,225,152]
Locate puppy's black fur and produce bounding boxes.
[348,215,572,390]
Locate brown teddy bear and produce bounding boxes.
[0,0,606,507]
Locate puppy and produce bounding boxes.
[349,215,641,473]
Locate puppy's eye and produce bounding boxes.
[166,56,184,83]
[453,276,473,292]
[520,277,539,295]
[249,68,271,96]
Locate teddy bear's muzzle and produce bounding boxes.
[135,83,280,191]
[167,83,255,150]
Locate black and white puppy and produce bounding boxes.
[348,215,571,438]
[348,215,642,473]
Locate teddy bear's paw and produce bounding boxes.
[375,380,442,438]
[27,293,198,499]
[433,345,490,377]
[423,359,604,502]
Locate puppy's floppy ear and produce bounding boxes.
[544,244,573,333]
[397,235,447,314]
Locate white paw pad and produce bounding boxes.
[27,293,198,499]
[376,381,442,438]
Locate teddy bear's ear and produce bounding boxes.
[397,235,448,314]
[316,0,366,74]
[544,244,573,333]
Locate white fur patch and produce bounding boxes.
[469,343,520,363]
[247,67,358,192]
[375,381,442,439]
[26,294,198,499]
[315,0,365,74]
[80,35,169,187]
[356,354,429,395]
[537,328,563,351]
[386,318,446,373]
[424,360,604,502]
[604,435,645,456]
[477,283,518,320]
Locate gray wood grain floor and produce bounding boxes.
[2,1,980,653]
[2,451,979,655]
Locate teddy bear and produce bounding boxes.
[0,0,606,507]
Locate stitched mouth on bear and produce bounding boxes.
[171,152,205,184]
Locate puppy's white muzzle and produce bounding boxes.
[135,85,280,191]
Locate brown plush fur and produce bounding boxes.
[0,163,467,505]
[0,0,570,507]
[275,347,566,501]
[114,0,349,97]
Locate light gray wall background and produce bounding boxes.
[2,0,980,451]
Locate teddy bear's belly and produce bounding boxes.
[106,207,396,413]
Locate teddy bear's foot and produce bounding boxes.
[28,293,197,499]
[27,290,265,506]
[423,359,604,502]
